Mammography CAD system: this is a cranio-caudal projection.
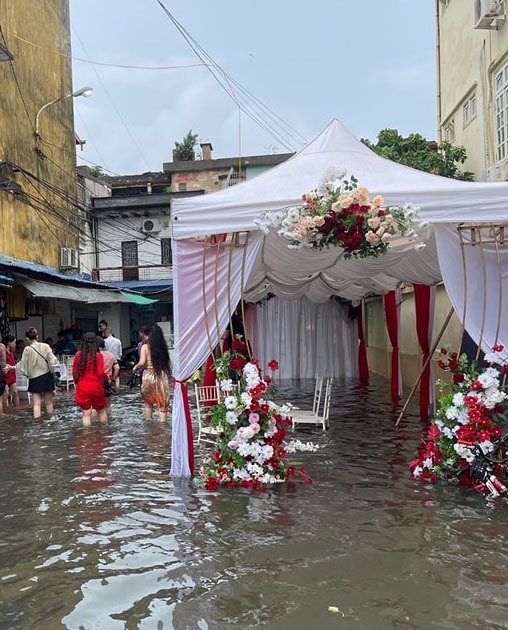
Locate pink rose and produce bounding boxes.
[249,412,260,424]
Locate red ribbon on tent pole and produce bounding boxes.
[414,284,431,419]
[384,291,400,401]
[356,305,369,384]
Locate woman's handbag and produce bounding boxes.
[126,372,140,388]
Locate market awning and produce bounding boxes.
[111,279,173,295]
[16,277,157,304]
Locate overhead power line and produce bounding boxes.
[154,0,307,152]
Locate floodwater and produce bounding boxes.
[1,377,508,630]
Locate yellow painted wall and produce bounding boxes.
[0,0,79,267]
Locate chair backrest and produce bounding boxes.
[194,383,219,409]
[312,376,324,414]
[58,363,68,379]
[16,373,29,391]
[321,378,333,422]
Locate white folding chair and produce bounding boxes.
[194,383,221,444]
[16,373,32,405]
[291,377,333,431]
[57,360,75,391]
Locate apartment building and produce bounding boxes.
[436,0,508,180]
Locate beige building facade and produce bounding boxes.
[436,0,508,181]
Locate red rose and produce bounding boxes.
[493,344,504,352]
[205,476,220,491]
[229,356,247,371]
[492,425,503,438]
[268,359,279,371]
[232,339,248,352]
[452,373,465,384]
[319,211,338,235]
[286,466,296,478]
[213,451,222,462]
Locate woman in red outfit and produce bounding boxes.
[4,336,19,408]
[73,332,107,425]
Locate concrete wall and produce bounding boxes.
[0,0,79,265]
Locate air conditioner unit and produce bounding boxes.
[140,218,161,234]
[474,0,505,28]
[484,164,508,181]
[60,247,79,269]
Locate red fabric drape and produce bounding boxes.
[356,306,369,384]
[384,291,400,401]
[414,284,432,419]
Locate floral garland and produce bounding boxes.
[255,169,425,258]
[410,345,508,484]
[199,339,317,490]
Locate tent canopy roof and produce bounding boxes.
[172,119,508,241]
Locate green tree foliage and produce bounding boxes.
[89,165,104,178]
[362,129,475,181]
[174,130,198,161]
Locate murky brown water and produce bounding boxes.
[1,377,508,629]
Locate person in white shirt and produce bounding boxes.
[104,329,122,388]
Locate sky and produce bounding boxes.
[70,0,437,176]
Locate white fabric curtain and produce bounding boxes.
[253,297,358,379]
[434,224,508,358]
[170,232,264,476]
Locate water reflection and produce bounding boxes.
[1,378,508,628]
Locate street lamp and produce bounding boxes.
[35,85,93,155]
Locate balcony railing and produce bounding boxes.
[92,264,172,283]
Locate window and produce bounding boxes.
[444,120,455,143]
[161,238,172,265]
[178,182,187,191]
[121,240,139,281]
[495,61,508,162]
[463,93,477,127]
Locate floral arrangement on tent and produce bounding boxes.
[200,339,317,490]
[410,345,508,484]
[254,169,425,258]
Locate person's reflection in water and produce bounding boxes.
[73,425,113,496]
[144,422,171,478]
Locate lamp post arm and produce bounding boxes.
[34,92,72,139]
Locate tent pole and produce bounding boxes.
[395,306,454,427]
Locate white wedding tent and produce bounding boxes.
[169,119,508,476]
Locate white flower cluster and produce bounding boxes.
[412,455,436,479]
[285,439,320,453]
[453,440,495,464]
[232,463,285,485]
[242,362,261,389]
